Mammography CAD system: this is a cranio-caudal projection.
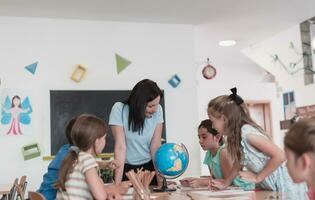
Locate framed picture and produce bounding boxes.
[71,65,86,82]
[283,91,296,120]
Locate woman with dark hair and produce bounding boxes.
[109,79,164,185]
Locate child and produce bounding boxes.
[180,119,254,190]
[284,118,315,200]
[207,88,307,199]
[55,114,121,200]
[38,117,76,200]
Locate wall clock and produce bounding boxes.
[202,64,216,80]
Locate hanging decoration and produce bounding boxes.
[24,62,38,75]
[271,42,315,75]
[168,74,181,88]
[71,65,86,83]
[115,53,131,74]
[202,58,216,80]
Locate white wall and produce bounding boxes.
[193,27,280,175]
[243,25,315,108]
[0,16,200,190]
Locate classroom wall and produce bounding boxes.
[243,24,315,108]
[0,16,200,190]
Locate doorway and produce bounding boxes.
[245,100,273,138]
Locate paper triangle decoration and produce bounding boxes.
[25,62,38,75]
[115,54,131,74]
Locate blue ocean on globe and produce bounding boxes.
[154,143,189,178]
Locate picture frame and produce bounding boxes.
[71,65,86,82]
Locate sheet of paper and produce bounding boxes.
[190,189,254,197]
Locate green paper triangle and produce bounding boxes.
[115,54,131,74]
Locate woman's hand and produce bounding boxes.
[239,171,259,183]
[97,159,120,170]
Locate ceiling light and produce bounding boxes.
[219,40,236,47]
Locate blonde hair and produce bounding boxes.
[208,95,266,168]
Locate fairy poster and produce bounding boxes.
[0,89,33,136]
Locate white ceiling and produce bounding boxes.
[1,0,315,43]
[1,0,315,67]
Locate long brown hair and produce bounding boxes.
[284,118,315,157]
[208,95,266,168]
[56,114,108,190]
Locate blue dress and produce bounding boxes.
[38,144,70,200]
[241,124,307,199]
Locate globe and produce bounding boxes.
[154,143,189,192]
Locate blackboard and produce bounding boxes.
[50,90,166,155]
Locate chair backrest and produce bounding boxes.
[28,191,46,200]
[16,176,27,200]
[8,178,18,200]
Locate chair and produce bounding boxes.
[7,178,18,200]
[16,176,27,200]
[28,192,45,200]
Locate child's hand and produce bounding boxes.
[179,177,196,187]
[106,193,121,200]
[190,178,209,188]
[189,179,203,188]
[239,171,259,183]
[105,185,122,200]
[209,179,228,190]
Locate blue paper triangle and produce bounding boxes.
[25,62,38,75]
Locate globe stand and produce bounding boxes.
[153,177,176,192]
[153,143,189,193]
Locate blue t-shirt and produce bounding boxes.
[109,102,164,165]
[38,144,70,200]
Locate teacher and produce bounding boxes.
[109,79,164,185]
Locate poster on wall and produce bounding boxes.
[283,91,296,120]
[0,89,33,136]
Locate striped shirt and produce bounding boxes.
[56,152,98,200]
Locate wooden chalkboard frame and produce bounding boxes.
[50,90,166,155]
